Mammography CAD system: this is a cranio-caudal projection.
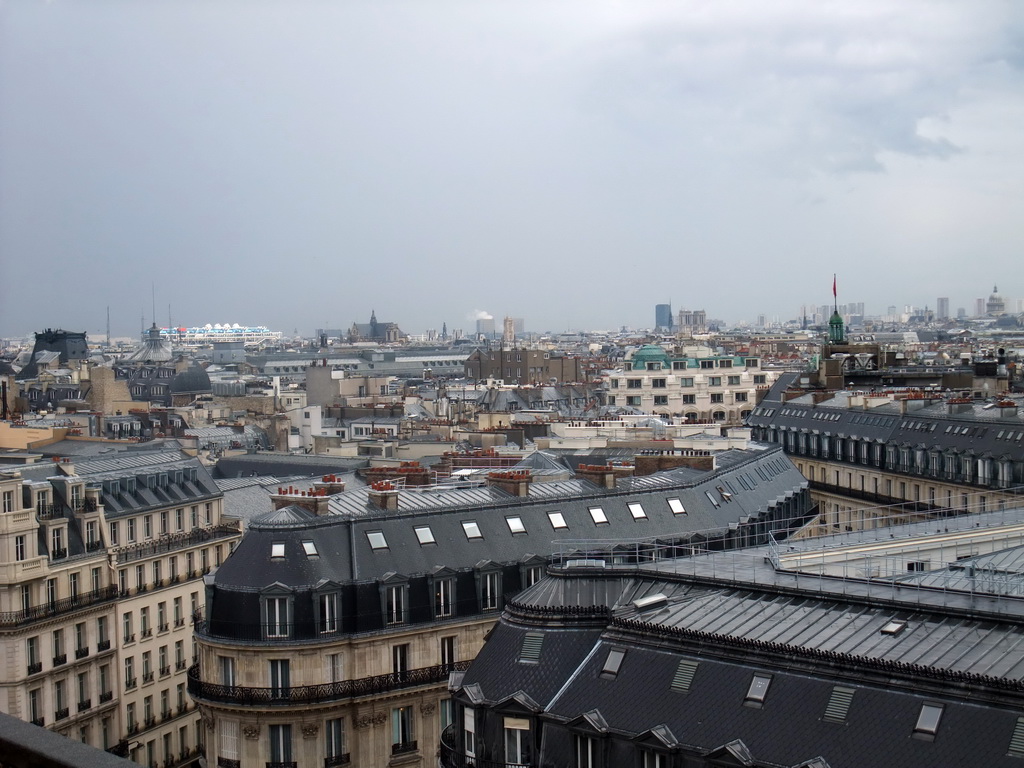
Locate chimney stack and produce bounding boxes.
[485,470,533,497]
[367,481,400,511]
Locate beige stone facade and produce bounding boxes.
[0,454,240,768]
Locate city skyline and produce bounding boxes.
[2,1,1022,337]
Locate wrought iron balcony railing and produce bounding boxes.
[188,660,470,707]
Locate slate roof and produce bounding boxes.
[458,520,1024,768]
[214,453,368,479]
[748,376,1024,462]
[210,446,809,588]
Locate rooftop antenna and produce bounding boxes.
[106,306,111,346]
[151,282,156,330]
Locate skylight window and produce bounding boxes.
[668,498,686,515]
[414,526,435,545]
[548,512,568,530]
[366,531,388,550]
[881,620,907,636]
[601,647,626,678]
[506,516,526,534]
[301,540,318,557]
[628,502,647,519]
[271,542,285,558]
[589,507,608,525]
[462,521,483,540]
[913,702,944,740]
[744,673,772,706]
[704,491,721,508]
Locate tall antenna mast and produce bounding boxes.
[106,306,111,345]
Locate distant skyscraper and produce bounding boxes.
[936,297,950,320]
[476,316,495,338]
[502,316,515,343]
[655,303,673,331]
[975,298,986,317]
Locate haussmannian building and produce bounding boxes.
[187,446,814,768]
[746,373,1024,536]
[0,448,240,768]
[603,345,778,425]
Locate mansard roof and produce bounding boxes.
[211,445,808,590]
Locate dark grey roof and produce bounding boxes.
[169,363,212,394]
[211,446,809,588]
[460,521,1024,768]
[214,453,369,479]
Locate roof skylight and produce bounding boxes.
[548,511,567,530]
[414,526,435,545]
[913,702,944,740]
[668,498,686,515]
[601,647,626,678]
[462,521,483,540]
[744,673,772,706]
[628,502,647,519]
[271,542,285,558]
[366,531,388,550]
[506,516,526,534]
[589,507,608,525]
[301,540,317,557]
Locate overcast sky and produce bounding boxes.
[2,0,1022,338]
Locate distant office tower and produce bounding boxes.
[655,303,673,331]
[476,316,495,338]
[503,316,515,343]
[957,308,966,319]
[937,297,950,320]
[975,298,986,317]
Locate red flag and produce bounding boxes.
[832,274,837,298]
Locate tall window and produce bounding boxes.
[325,718,346,763]
[46,578,57,606]
[441,635,457,670]
[109,522,119,546]
[464,708,476,758]
[481,571,501,611]
[392,644,409,682]
[123,613,134,643]
[576,735,598,768]
[269,659,290,698]
[27,636,39,670]
[385,585,406,625]
[51,527,64,557]
[2,490,13,512]
[265,596,290,638]
[391,706,414,752]
[435,578,454,618]
[320,592,339,633]
[268,724,292,764]
[505,717,531,766]
[219,657,235,688]
[68,572,79,601]
[15,535,26,561]
[325,653,343,683]
[220,720,239,765]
